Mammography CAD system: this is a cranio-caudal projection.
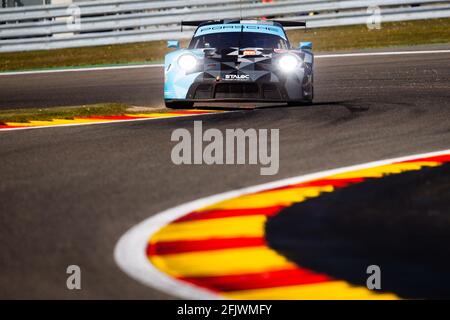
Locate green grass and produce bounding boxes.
[0,103,156,124]
[0,40,175,72]
[286,18,450,51]
[1,18,449,72]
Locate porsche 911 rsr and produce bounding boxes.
[164,19,314,109]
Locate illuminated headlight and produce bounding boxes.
[178,54,197,71]
[278,54,300,72]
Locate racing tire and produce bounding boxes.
[165,101,194,109]
[288,75,314,106]
[304,75,314,104]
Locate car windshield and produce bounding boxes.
[189,32,289,50]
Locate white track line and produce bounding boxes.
[114,148,450,300]
[1,49,450,76]
[0,64,163,76]
[316,49,450,59]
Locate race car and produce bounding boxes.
[164,19,314,109]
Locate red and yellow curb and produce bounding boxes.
[0,109,220,131]
[114,150,450,299]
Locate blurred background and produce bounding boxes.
[1,0,449,72]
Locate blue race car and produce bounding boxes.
[164,19,313,109]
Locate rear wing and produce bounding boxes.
[181,20,306,29]
[181,20,232,28]
[181,20,224,32]
[273,21,306,28]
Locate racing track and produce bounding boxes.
[0,47,449,298]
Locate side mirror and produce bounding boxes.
[299,41,312,50]
[167,40,180,49]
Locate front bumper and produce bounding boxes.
[184,81,290,101]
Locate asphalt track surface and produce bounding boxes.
[0,47,450,299]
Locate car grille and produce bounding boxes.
[214,83,259,99]
[262,84,281,100]
[191,82,283,100]
[193,84,213,99]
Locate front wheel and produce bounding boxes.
[304,74,314,103]
[287,88,314,106]
[165,101,194,109]
[288,75,314,106]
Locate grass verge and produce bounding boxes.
[0,103,166,124]
[1,18,450,72]
[286,18,450,51]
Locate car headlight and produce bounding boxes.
[278,54,300,72]
[178,54,197,71]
